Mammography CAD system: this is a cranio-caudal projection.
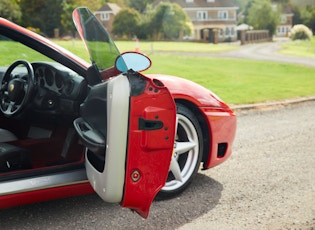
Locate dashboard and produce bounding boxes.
[0,61,88,120]
[32,62,88,117]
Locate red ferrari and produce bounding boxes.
[0,8,236,218]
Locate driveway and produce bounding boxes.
[216,38,315,68]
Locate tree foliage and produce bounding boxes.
[0,0,21,23]
[19,0,64,36]
[60,2,78,35]
[247,0,280,35]
[129,0,154,13]
[290,24,313,40]
[66,0,104,12]
[112,8,141,39]
[150,2,191,40]
[300,5,315,32]
[3,0,313,39]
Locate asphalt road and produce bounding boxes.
[1,102,314,230]
[168,38,315,68]
[216,38,315,68]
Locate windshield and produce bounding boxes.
[72,7,123,71]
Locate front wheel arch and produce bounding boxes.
[174,100,211,167]
[156,102,206,199]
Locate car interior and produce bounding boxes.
[0,35,89,180]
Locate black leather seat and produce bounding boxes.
[0,143,32,172]
[0,129,18,142]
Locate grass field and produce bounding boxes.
[145,54,315,105]
[116,40,239,53]
[1,39,315,105]
[280,37,315,58]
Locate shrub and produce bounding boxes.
[26,26,41,34]
[289,24,313,40]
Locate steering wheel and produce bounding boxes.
[0,60,35,117]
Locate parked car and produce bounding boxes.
[0,7,236,218]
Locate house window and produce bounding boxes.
[231,27,235,36]
[197,11,208,21]
[218,11,228,20]
[281,15,287,24]
[207,0,215,2]
[219,29,223,37]
[100,12,110,21]
[225,27,230,36]
[186,0,193,2]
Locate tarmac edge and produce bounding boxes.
[230,96,315,113]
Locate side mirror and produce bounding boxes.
[115,52,152,73]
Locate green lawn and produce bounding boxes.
[115,40,239,53]
[280,37,315,58]
[1,39,314,105]
[145,54,315,105]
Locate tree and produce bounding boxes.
[60,2,78,35]
[301,5,315,32]
[291,4,303,25]
[67,0,104,12]
[150,2,192,40]
[272,0,290,4]
[129,0,154,13]
[19,0,64,37]
[247,0,280,35]
[0,0,21,23]
[232,0,250,11]
[241,0,254,24]
[112,8,141,39]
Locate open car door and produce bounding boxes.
[72,8,176,218]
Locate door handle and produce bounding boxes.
[138,118,163,130]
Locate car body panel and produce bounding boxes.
[0,6,236,218]
[121,75,176,218]
[147,74,237,169]
[0,181,93,209]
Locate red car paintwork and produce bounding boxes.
[0,183,94,209]
[147,74,237,169]
[121,76,176,218]
[0,12,236,216]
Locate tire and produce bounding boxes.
[157,103,203,199]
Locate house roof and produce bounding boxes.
[154,0,238,8]
[95,3,121,14]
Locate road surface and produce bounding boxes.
[1,100,314,230]
[217,38,315,68]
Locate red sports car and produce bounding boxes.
[0,8,236,218]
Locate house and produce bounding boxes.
[155,0,239,42]
[276,4,294,37]
[94,3,121,33]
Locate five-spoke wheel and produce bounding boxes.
[158,103,203,199]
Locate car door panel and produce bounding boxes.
[121,77,176,218]
[74,73,176,218]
